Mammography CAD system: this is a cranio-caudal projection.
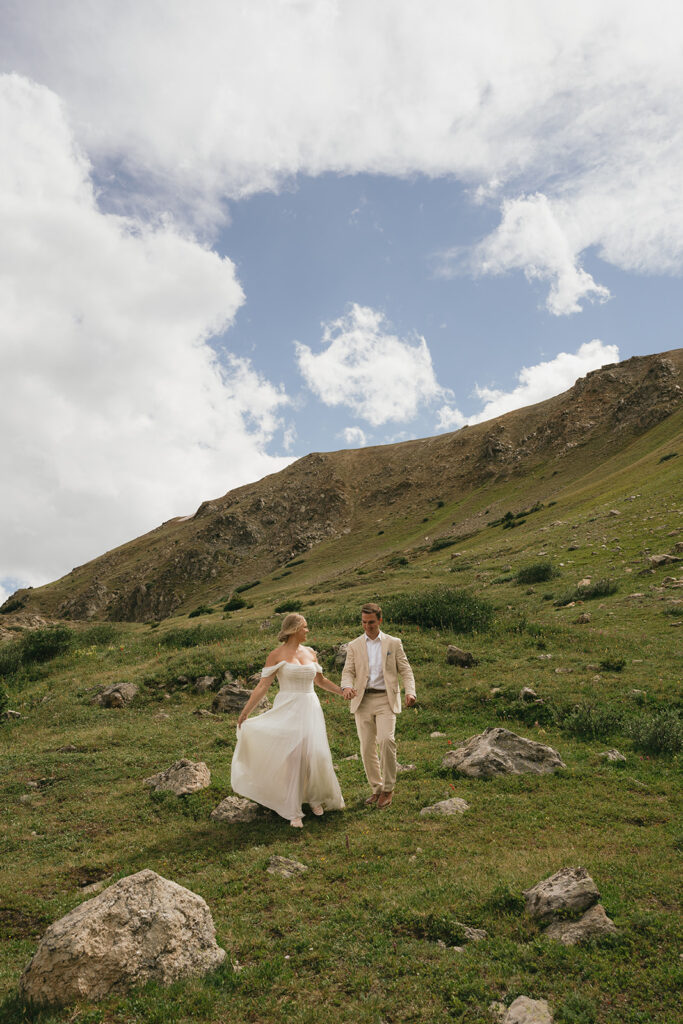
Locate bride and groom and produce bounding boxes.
[231,603,416,827]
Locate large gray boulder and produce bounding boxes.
[543,902,617,945]
[442,727,565,777]
[20,870,225,1006]
[143,759,210,795]
[523,866,599,923]
[210,796,262,823]
[212,680,268,714]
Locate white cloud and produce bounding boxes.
[0,75,292,591]
[462,193,612,315]
[435,405,467,432]
[341,426,368,447]
[2,1,682,294]
[466,340,620,424]
[295,304,449,427]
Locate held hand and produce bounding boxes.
[342,688,356,700]
[406,694,417,707]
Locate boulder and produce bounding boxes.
[420,797,470,817]
[396,762,416,773]
[193,676,218,694]
[446,645,476,667]
[266,856,308,878]
[95,683,138,708]
[543,902,617,945]
[599,748,626,762]
[519,686,538,701]
[442,727,565,778]
[143,759,210,796]
[210,796,262,823]
[334,644,348,668]
[649,553,680,567]
[212,681,267,714]
[523,866,599,923]
[503,996,554,1023]
[19,870,225,1006]
[576,612,591,624]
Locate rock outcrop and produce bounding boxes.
[143,760,211,795]
[442,727,565,777]
[20,870,225,1006]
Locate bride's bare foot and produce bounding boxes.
[311,805,324,816]
[290,817,303,828]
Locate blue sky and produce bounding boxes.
[1,1,682,600]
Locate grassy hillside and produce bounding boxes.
[1,386,681,1022]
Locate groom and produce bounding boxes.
[340,602,416,809]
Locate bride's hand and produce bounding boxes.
[237,710,248,727]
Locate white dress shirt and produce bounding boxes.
[365,632,386,691]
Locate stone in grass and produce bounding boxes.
[502,996,554,1023]
[544,903,617,946]
[430,731,447,738]
[523,866,599,923]
[442,727,565,778]
[397,762,416,773]
[193,676,218,693]
[266,856,308,878]
[95,683,138,707]
[212,681,268,714]
[19,870,225,1006]
[420,797,470,817]
[599,748,626,762]
[210,796,262,823]
[144,759,210,796]
[446,645,477,667]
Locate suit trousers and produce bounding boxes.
[354,690,397,793]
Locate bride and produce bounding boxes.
[231,613,355,827]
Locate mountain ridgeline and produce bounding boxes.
[4,349,682,624]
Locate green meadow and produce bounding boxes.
[1,418,681,1023]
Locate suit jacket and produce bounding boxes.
[341,631,416,715]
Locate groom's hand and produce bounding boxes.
[406,695,417,707]
[342,687,356,700]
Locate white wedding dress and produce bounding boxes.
[230,660,345,821]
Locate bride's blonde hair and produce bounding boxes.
[278,612,306,642]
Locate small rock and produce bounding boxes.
[578,577,592,588]
[430,731,447,738]
[608,509,620,517]
[3,709,21,719]
[175,675,191,687]
[419,797,470,816]
[544,902,617,945]
[57,744,78,752]
[537,654,552,660]
[442,728,565,778]
[266,856,308,878]
[210,796,262,823]
[649,553,681,567]
[575,612,591,624]
[490,687,502,696]
[523,866,599,923]
[446,645,476,667]
[19,870,225,1006]
[153,712,170,721]
[193,709,218,718]
[519,687,538,701]
[95,683,138,708]
[193,676,218,694]
[503,996,554,1023]
[343,753,359,761]
[143,759,211,796]
[396,763,416,773]
[599,749,626,762]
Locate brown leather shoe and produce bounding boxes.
[377,791,393,809]
[364,793,380,806]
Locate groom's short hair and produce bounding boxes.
[361,602,382,619]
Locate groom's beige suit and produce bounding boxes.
[341,631,416,794]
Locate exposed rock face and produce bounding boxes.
[19,870,225,1006]
[212,681,267,714]
[543,902,618,945]
[266,856,308,878]
[419,797,470,817]
[524,867,600,923]
[210,796,262,823]
[95,683,138,707]
[334,644,348,668]
[503,996,554,1024]
[193,676,218,693]
[446,645,476,667]
[442,727,565,777]
[649,553,681,567]
[143,759,211,795]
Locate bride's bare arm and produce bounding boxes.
[237,651,277,726]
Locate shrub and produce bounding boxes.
[0,597,25,615]
[556,992,598,1024]
[555,578,618,605]
[285,559,305,568]
[383,586,494,633]
[188,605,214,618]
[0,641,23,679]
[223,595,247,612]
[0,685,9,716]
[658,451,678,464]
[159,625,230,648]
[79,623,118,645]
[234,580,260,593]
[274,600,303,614]
[515,561,559,585]
[628,708,683,755]
[388,555,409,567]
[599,656,626,672]
[430,537,457,552]
[562,702,624,741]
[388,911,468,946]
[21,625,74,664]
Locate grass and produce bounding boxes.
[1,421,682,1023]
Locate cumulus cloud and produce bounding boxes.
[435,405,467,432]
[1,1,682,294]
[341,426,368,447]
[295,305,449,427]
[463,340,620,425]
[452,193,612,315]
[0,75,292,591]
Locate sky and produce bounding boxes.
[1,0,683,603]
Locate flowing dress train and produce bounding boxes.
[230,661,345,821]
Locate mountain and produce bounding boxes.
[3,349,682,624]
